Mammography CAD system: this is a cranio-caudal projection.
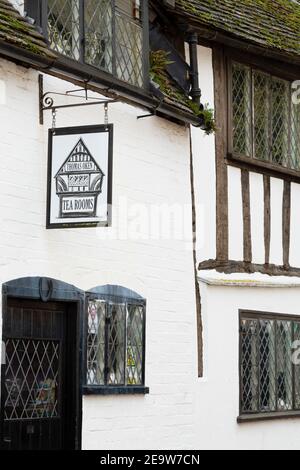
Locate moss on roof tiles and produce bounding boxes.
[175,0,300,57]
[150,50,215,133]
[0,0,56,59]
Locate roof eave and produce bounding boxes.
[0,40,200,127]
[0,38,55,68]
[169,11,300,69]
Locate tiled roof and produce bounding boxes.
[150,50,215,132]
[0,0,55,58]
[175,0,300,58]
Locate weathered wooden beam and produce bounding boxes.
[241,169,252,263]
[213,47,229,262]
[282,181,291,269]
[198,259,300,278]
[263,175,271,265]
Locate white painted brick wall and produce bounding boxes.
[198,281,300,450]
[0,58,198,449]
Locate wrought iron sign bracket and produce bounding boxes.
[137,111,155,120]
[137,98,163,120]
[39,75,118,126]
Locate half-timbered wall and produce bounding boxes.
[190,43,300,448]
[193,44,300,277]
[227,170,288,266]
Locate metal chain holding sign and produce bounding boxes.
[52,101,109,130]
[52,109,56,132]
[104,102,109,130]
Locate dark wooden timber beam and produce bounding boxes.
[263,176,271,265]
[241,170,252,263]
[213,47,229,261]
[198,259,300,278]
[282,181,291,268]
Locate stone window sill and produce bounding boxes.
[237,411,300,423]
[82,386,149,396]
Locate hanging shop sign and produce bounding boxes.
[47,124,113,229]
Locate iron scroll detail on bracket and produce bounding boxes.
[38,75,118,126]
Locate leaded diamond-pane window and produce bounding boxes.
[4,339,60,421]
[232,63,251,157]
[115,9,143,87]
[291,98,300,171]
[46,0,146,88]
[86,290,146,388]
[48,0,81,60]
[87,301,106,386]
[231,62,300,171]
[107,303,126,385]
[127,305,144,385]
[240,312,300,416]
[84,0,113,73]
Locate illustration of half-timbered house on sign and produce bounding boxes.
[55,139,104,218]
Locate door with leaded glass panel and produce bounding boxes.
[1,299,77,450]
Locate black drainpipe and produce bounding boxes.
[187,32,201,106]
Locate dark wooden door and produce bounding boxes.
[1,298,77,450]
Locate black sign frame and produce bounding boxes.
[46,124,113,229]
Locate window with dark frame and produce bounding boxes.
[240,311,300,418]
[230,61,300,172]
[86,292,146,391]
[29,0,147,89]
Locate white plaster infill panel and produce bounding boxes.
[228,166,243,261]
[249,172,264,265]
[189,45,216,262]
[290,182,300,268]
[270,178,284,265]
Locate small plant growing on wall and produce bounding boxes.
[150,50,216,135]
